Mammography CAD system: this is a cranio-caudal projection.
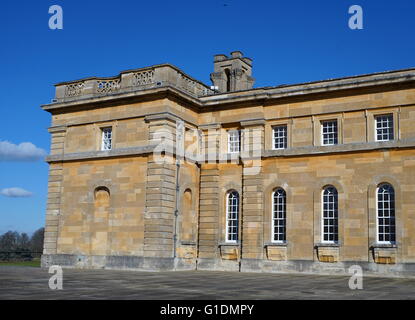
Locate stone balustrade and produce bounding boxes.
[53,64,214,103]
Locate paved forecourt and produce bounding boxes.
[0,266,414,300]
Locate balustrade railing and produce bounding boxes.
[55,65,214,102]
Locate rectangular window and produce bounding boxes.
[273,125,287,149]
[228,130,241,153]
[375,114,394,142]
[321,120,338,146]
[101,127,112,151]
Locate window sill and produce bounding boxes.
[314,242,340,248]
[218,242,240,247]
[264,242,287,247]
[370,243,397,249]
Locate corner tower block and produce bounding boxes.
[210,51,255,93]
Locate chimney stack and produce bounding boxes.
[210,51,255,93]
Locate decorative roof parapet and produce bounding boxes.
[46,66,415,111]
[53,64,214,104]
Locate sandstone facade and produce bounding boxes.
[41,52,415,277]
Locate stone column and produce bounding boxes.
[240,120,265,271]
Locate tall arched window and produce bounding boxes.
[377,183,396,244]
[322,186,338,243]
[226,191,239,243]
[272,188,286,243]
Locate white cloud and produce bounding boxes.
[0,187,33,198]
[0,141,47,161]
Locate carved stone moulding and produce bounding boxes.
[264,243,287,261]
[371,245,397,264]
[315,244,340,263]
[219,243,240,261]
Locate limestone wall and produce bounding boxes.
[57,157,147,256]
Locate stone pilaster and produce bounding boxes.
[43,126,66,256]
[49,126,66,156]
[145,113,178,149]
[143,114,178,261]
[197,124,221,262]
[240,120,264,260]
[197,163,220,259]
[199,123,221,163]
[144,155,177,258]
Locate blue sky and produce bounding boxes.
[1,0,414,235]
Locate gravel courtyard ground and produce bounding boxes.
[0,266,414,300]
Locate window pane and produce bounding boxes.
[226,191,239,242]
[272,188,286,242]
[321,121,338,146]
[228,130,241,153]
[101,127,112,150]
[273,125,287,149]
[322,186,338,243]
[377,183,396,243]
[375,115,394,141]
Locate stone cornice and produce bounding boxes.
[46,144,158,163]
[200,69,415,107]
[240,119,266,127]
[144,112,182,123]
[46,139,415,164]
[263,138,415,158]
[42,67,415,114]
[199,123,221,130]
[48,126,67,133]
[42,85,202,113]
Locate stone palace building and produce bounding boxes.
[41,51,415,277]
